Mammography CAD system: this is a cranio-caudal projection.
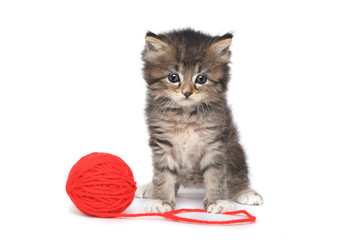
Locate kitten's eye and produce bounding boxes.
[168,74,180,83]
[195,75,208,84]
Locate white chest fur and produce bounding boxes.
[163,123,206,173]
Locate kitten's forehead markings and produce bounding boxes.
[167,66,178,73]
[195,64,207,75]
[198,67,208,75]
[194,64,208,77]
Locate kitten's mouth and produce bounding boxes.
[176,97,194,106]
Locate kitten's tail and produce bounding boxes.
[135,182,153,198]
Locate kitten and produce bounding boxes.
[135,29,263,213]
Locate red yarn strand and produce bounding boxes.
[66,152,257,224]
[117,209,256,225]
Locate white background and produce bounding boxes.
[1,0,359,239]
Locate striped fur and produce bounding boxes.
[141,29,260,210]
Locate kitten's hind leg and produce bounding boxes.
[235,188,263,205]
[145,199,172,213]
[135,182,153,198]
[135,182,180,198]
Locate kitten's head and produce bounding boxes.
[142,29,232,107]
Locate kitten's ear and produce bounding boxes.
[145,32,167,53]
[211,33,233,61]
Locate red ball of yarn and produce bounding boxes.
[66,152,137,218]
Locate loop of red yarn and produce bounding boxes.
[118,208,256,225]
[66,152,137,218]
[66,152,256,225]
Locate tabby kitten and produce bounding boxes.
[135,29,263,213]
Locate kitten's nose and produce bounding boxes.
[182,90,193,98]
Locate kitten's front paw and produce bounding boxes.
[237,189,263,205]
[206,200,235,214]
[145,199,172,213]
